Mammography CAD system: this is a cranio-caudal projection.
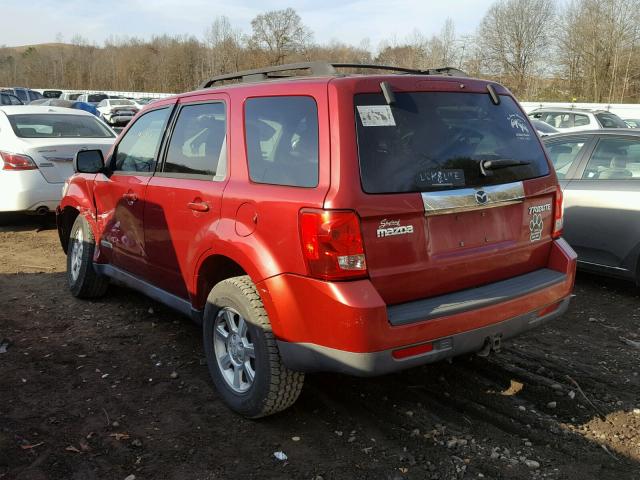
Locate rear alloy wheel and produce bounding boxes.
[67,215,109,298]
[213,307,256,393]
[203,276,304,418]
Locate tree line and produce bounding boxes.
[1,0,639,102]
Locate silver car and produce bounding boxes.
[530,108,628,133]
[543,129,640,284]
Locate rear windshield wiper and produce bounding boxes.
[480,159,530,176]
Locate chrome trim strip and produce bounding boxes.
[421,181,525,215]
[577,260,629,272]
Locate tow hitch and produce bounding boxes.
[476,333,503,357]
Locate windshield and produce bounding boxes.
[8,114,115,138]
[355,92,550,193]
[595,112,628,128]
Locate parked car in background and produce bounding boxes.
[96,99,138,126]
[0,92,24,105]
[529,108,628,133]
[76,93,109,106]
[623,119,640,129]
[30,99,102,118]
[132,98,153,109]
[543,129,640,285]
[60,92,82,101]
[0,106,116,215]
[57,62,576,418]
[1,87,43,104]
[530,118,559,137]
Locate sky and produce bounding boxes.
[0,0,495,49]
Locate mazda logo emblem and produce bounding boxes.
[475,190,488,204]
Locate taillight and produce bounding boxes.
[552,185,563,239]
[0,151,37,170]
[299,209,367,281]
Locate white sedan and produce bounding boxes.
[96,99,139,126]
[0,106,116,214]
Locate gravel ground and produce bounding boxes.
[0,216,639,480]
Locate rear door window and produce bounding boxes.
[14,90,27,102]
[244,96,318,188]
[163,102,226,179]
[582,137,640,179]
[355,92,549,193]
[574,114,590,127]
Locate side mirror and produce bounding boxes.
[74,149,104,174]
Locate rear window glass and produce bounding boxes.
[88,94,108,103]
[110,100,135,106]
[245,96,318,188]
[355,92,550,193]
[8,114,115,138]
[595,112,628,128]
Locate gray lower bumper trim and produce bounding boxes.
[387,268,567,326]
[278,297,570,377]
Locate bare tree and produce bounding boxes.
[558,0,640,102]
[478,0,555,96]
[250,8,312,65]
[204,16,243,75]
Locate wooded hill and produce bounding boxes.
[1,1,639,103]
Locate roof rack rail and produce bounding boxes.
[199,62,467,88]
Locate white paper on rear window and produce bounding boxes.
[357,105,396,127]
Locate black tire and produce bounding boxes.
[203,275,304,418]
[66,215,109,298]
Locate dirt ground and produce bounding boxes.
[1,216,639,480]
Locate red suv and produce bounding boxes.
[57,62,577,418]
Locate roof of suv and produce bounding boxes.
[183,61,480,97]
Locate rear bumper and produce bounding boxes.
[258,238,577,375]
[0,170,61,213]
[277,297,570,376]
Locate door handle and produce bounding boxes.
[123,192,137,205]
[187,201,209,212]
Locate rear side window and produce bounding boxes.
[245,96,318,188]
[355,92,550,193]
[164,102,226,178]
[113,108,170,173]
[544,138,587,179]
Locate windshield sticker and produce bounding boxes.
[507,113,531,139]
[357,105,396,127]
[415,169,465,188]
